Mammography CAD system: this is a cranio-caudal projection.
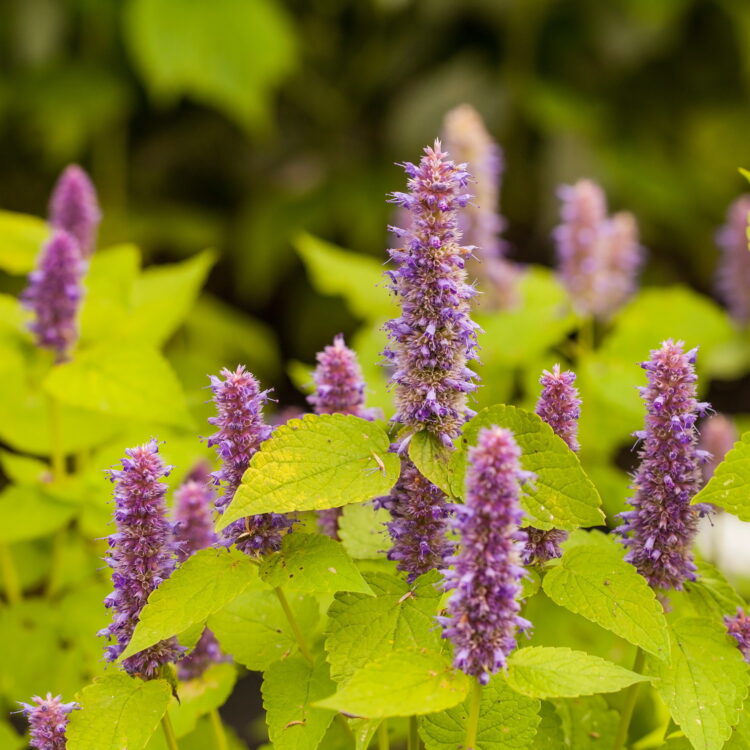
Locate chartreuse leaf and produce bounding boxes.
[451,405,603,530]
[645,617,750,750]
[691,431,750,518]
[208,588,319,671]
[552,695,620,749]
[67,673,171,750]
[325,571,442,683]
[349,719,382,750]
[120,548,256,661]
[0,210,48,275]
[294,233,395,320]
[531,702,565,750]
[0,485,76,543]
[337,502,390,560]
[506,646,648,699]
[169,663,236,738]
[260,533,372,595]
[43,345,193,428]
[218,414,399,526]
[262,653,337,750]
[409,431,455,496]
[419,674,540,750]
[542,543,670,660]
[725,698,750,749]
[678,559,745,619]
[316,649,470,718]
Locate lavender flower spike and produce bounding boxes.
[596,211,643,319]
[101,440,184,678]
[385,139,479,449]
[616,340,710,590]
[49,164,101,258]
[19,694,78,750]
[699,413,738,483]
[21,230,85,362]
[725,608,750,663]
[716,194,750,325]
[442,426,530,683]
[209,366,293,555]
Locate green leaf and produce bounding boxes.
[122,250,216,346]
[419,674,540,750]
[645,617,750,750]
[209,589,319,671]
[218,414,399,527]
[338,502,390,560]
[552,695,620,749]
[316,649,470,718]
[0,485,77,543]
[725,698,750,750]
[452,405,604,530]
[325,571,442,683]
[169,663,237,738]
[43,345,193,427]
[67,673,171,750]
[260,533,373,595]
[531,702,565,750]
[125,0,297,132]
[349,719,382,750]
[542,543,670,660]
[506,646,648,699]
[262,654,337,750]
[681,559,745,620]
[409,431,455,496]
[120,548,257,660]
[294,233,396,320]
[691,431,750,519]
[0,210,48,275]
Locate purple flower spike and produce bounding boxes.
[22,230,85,362]
[174,478,218,563]
[699,413,738,483]
[597,211,643,319]
[178,629,227,681]
[379,459,453,582]
[208,366,293,555]
[49,164,101,258]
[616,340,709,590]
[101,440,184,678]
[19,694,78,750]
[442,105,518,308]
[725,608,750,663]
[441,426,530,683]
[716,195,750,325]
[385,139,480,449]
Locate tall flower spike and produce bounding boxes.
[100,440,184,678]
[19,694,78,750]
[616,340,710,590]
[441,426,530,683]
[725,608,750,664]
[442,104,518,308]
[385,139,479,449]
[209,366,293,555]
[699,413,737,483]
[309,334,379,538]
[49,164,101,258]
[22,230,85,362]
[716,195,750,325]
[596,211,643,319]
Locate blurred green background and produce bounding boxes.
[2,0,750,409]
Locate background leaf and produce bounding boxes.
[0,210,48,275]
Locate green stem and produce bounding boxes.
[274,587,314,664]
[577,315,595,361]
[209,709,228,750]
[161,714,180,750]
[378,719,389,750]
[0,543,21,605]
[408,716,420,750]
[613,648,645,750]
[464,679,482,750]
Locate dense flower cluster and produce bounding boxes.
[599,211,643,319]
[442,426,530,682]
[725,608,750,663]
[716,195,750,325]
[49,164,101,258]
[22,230,85,362]
[208,366,292,555]
[101,440,183,678]
[442,104,518,308]
[19,694,78,750]
[617,340,709,590]
[385,139,479,448]
[173,478,217,562]
[699,413,737,483]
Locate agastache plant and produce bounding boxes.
[22,230,85,362]
[442,104,518,308]
[101,440,184,678]
[725,609,750,663]
[49,164,101,258]
[19,694,78,750]
[716,194,750,325]
[209,366,292,555]
[441,426,530,683]
[616,340,709,590]
[598,211,643,319]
